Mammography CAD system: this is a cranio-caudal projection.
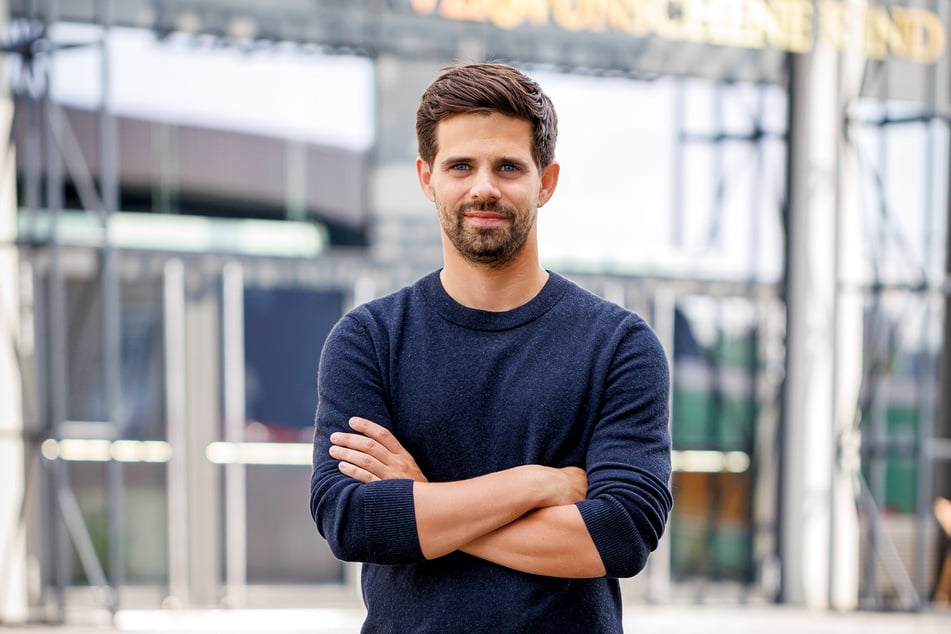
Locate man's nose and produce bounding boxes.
[469,170,501,200]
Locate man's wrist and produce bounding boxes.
[514,465,585,509]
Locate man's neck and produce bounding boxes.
[439,253,549,312]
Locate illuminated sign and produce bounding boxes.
[409,0,947,64]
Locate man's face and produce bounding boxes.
[417,112,558,268]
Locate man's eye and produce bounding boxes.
[451,164,470,171]
[500,164,518,173]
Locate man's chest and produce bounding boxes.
[384,328,604,480]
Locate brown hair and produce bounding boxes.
[416,63,558,170]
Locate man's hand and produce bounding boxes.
[329,416,428,483]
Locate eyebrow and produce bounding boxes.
[438,156,471,169]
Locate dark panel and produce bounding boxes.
[243,286,343,438]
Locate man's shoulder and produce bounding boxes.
[552,273,645,326]
[550,274,665,361]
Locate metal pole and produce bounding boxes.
[711,83,724,252]
[747,87,766,601]
[0,0,29,620]
[670,80,686,249]
[750,87,765,283]
[43,2,63,218]
[830,26,865,609]
[96,0,123,612]
[781,40,846,607]
[163,259,189,606]
[98,0,118,215]
[939,130,951,509]
[23,83,41,216]
[222,261,246,607]
[42,0,71,619]
[101,251,123,616]
[913,0,944,603]
[183,274,222,607]
[47,136,70,623]
[865,40,891,611]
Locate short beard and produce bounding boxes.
[441,201,533,268]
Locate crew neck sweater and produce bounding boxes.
[311,270,672,633]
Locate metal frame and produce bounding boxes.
[845,108,951,610]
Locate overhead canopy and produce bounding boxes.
[6,0,945,92]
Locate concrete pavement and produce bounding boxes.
[3,603,950,634]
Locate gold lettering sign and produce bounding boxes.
[410,0,947,64]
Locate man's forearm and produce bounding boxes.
[329,417,590,561]
[460,504,606,578]
[413,465,585,560]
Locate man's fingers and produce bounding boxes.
[349,417,405,453]
[330,417,428,482]
[331,430,391,464]
[337,460,377,483]
[329,445,385,475]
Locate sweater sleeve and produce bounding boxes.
[576,316,673,578]
[309,313,425,564]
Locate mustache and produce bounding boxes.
[457,201,514,217]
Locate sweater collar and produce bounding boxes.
[420,269,568,331]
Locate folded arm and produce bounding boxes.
[461,505,605,577]
[331,416,602,574]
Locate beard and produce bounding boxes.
[439,200,536,268]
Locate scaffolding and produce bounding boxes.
[1,0,949,624]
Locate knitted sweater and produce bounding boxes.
[310,270,672,633]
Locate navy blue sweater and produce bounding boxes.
[310,271,672,633]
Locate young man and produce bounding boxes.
[310,63,672,632]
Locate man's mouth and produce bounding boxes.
[463,212,509,228]
[459,204,512,223]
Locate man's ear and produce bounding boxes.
[537,161,560,208]
[417,157,435,202]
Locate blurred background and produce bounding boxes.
[0,0,950,629]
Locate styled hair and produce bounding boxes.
[416,63,558,170]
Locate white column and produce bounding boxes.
[830,17,866,610]
[782,29,862,608]
[0,0,28,619]
[184,282,222,607]
[221,261,246,607]
[164,259,189,607]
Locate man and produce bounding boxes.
[310,63,672,633]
